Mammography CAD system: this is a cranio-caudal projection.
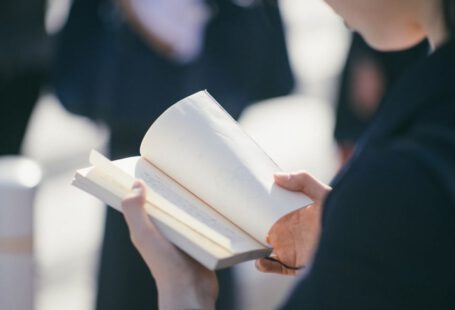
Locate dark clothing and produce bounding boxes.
[183,0,295,116]
[284,39,455,309]
[0,0,49,155]
[0,72,44,155]
[334,34,428,144]
[54,1,294,309]
[96,130,236,310]
[0,0,49,74]
[96,206,158,309]
[54,0,294,128]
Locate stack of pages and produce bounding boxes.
[73,91,312,270]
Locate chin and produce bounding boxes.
[360,32,427,52]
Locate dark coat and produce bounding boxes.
[283,39,455,309]
[53,0,294,130]
[54,1,294,310]
[334,34,428,144]
[0,0,48,155]
[0,0,49,74]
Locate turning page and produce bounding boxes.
[140,91,313,244]
[83,151,265,254]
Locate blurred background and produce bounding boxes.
[1,0,353,309]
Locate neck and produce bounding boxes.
[420,0,449,51]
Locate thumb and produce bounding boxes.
[122,180,157,247]
[274,171,331,203]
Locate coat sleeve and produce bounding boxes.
[281,147,455,309]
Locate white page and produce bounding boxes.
[88,151,264,253]
[140,91,313,243]
[73,168,251,270]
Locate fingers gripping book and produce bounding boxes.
[73,91,313,270]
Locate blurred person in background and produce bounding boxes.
[53,0,294,309]
[334,33,428,165]
[0,0,50,156]
[111,0,455,308]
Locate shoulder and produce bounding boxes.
[410,92,455,143]
[398,97,455,203]
[324,144,453,240]
[334,97,455,211]
[282,146,455,309]
[326,136,454,228]
[322,144,455,289]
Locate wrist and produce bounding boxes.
[157,272,217,310]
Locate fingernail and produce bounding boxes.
[132,181,143,193]
[274,173,291,180]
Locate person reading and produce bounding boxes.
[115,0,455,308]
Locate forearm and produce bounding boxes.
[157,274,217,310]
[121,182,219,309]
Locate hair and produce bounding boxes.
[443,0,455,37]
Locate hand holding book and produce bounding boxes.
[256,172,332,276]
[121,181,218,310]
[120,171,330,308]
[73,91,314,269]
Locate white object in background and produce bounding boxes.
[129,0,211,63]
[0,157,42,310]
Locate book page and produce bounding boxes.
[73,166,270,270]
[140,91,313,244]
[88,151,265,253]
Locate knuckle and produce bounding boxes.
[290,171,310,189]
[128,194,145,206]
[122,197,135,209]
[298,171,311,182]
[122,195,146,213]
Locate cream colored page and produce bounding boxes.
[89,151,263,253]
[140,91,313,244]
[73,168,237,269]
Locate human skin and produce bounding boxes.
[120,0,449,308]
[255,172,331,276]
[122,182,218,310]
[122,173,330,308]
[324,0,447,50]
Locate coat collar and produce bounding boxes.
[331,39,455,187]
[362,38,455,143]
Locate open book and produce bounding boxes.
[73,91,313,270]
